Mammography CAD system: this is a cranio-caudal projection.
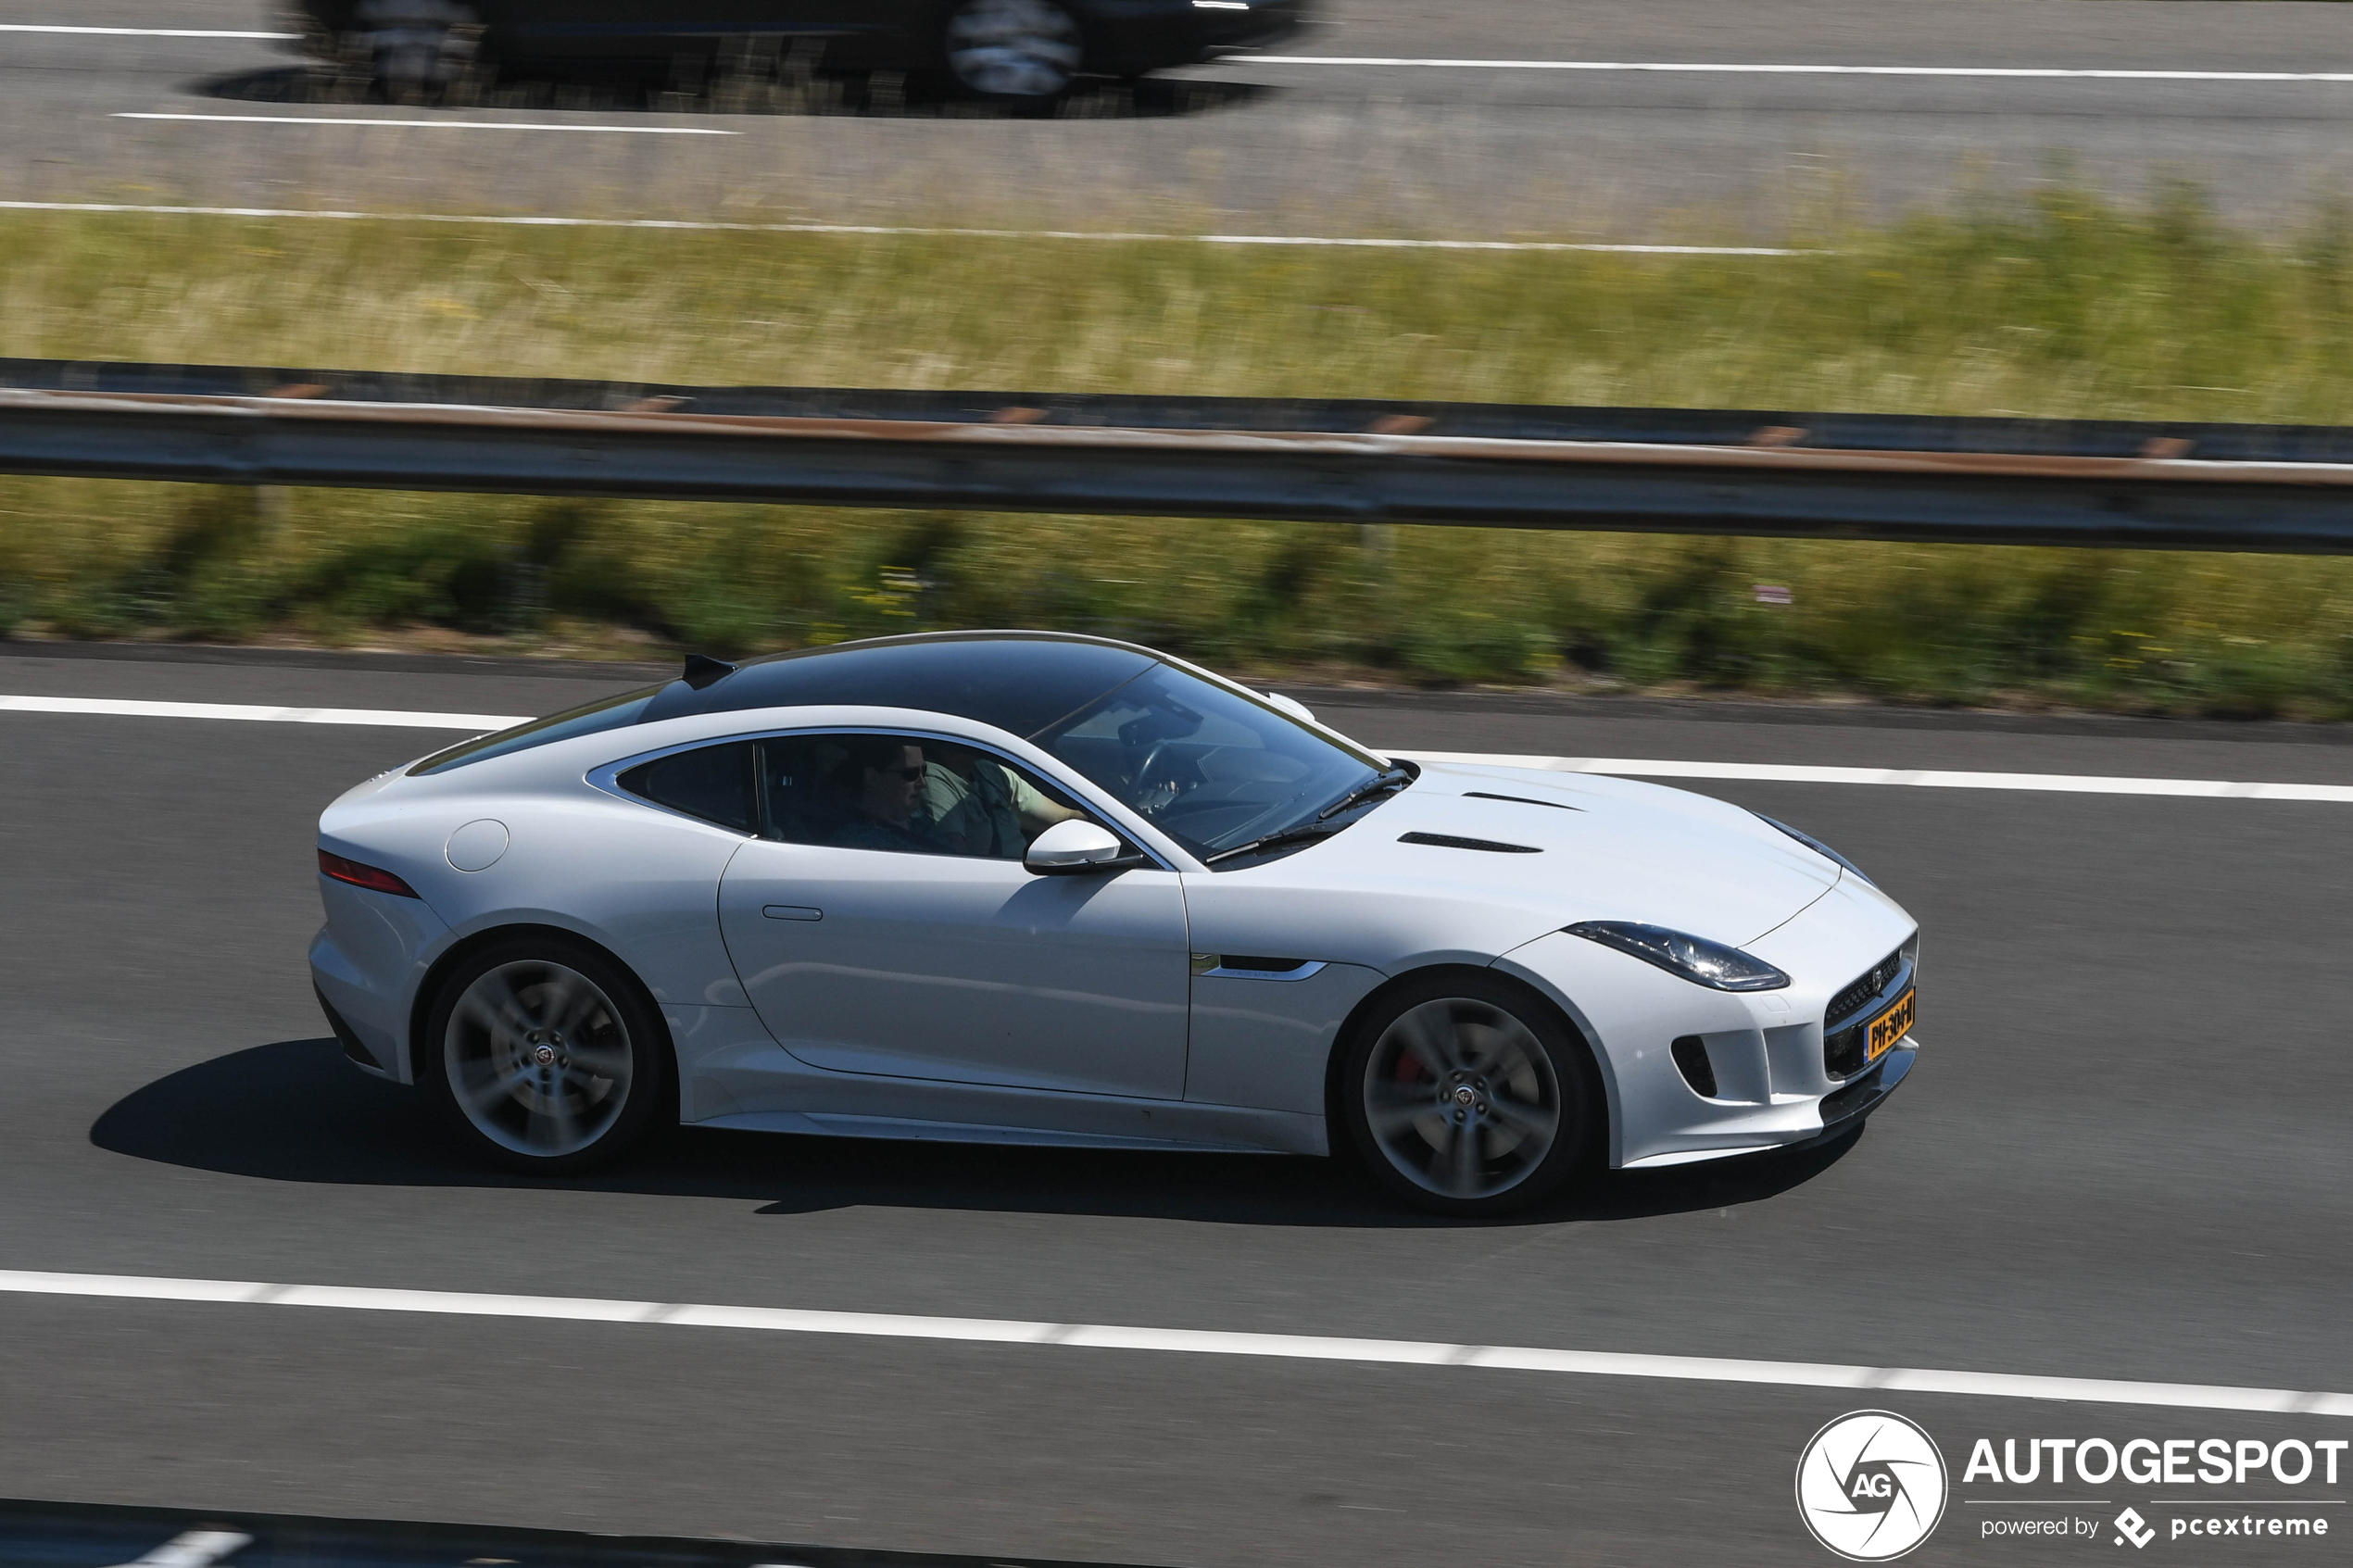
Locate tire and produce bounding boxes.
[1339,972,1600,1217]
[422,935,667,1174]
[944,0,1083,100]
[352,0,480,102]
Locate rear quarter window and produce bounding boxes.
[618,742,757,833]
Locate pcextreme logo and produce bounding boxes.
[1796,1411,1951,1561]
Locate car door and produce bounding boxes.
[492,0,859,70]
[716,730,1192,1100]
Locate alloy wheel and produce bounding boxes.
[946,0,1083,99]
[443,958,635,1160]
[1360,997,1564,1202]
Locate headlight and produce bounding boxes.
[1564,921,1791,991]
[1756,814,1876,888]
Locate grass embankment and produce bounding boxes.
[4,188,2353,714]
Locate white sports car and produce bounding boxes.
[310,633,1919,1215]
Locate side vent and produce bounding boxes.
[1670,1035,1719,1098]
[1397,832,1541,854]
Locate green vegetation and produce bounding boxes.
[4,185,2352,715]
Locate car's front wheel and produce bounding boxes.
[944,0,1084,100]
[1340,973,1598,1216]
[423,936,665,1173]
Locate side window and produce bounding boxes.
[757,734,1092,859]
[618,741,756,833]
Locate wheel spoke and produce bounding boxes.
[537,1080,578,1151]
[564,1040,630,1080]
[1365,1087,1439,1141]
[1392,1005,1459,1078]
[1444,1118,1483,1195]
[1474,1021,1537,1079]
[459,1065,528,1116]
[1484,1090,1554,1142]
[458,975,531,1039]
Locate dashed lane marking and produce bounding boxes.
[115,112,739,134]
[0,695,523,730]
[1400,750,2353,804]
[4,696,2349,800]
[1252,56,2353,83]
[0,23,293,36]
[0,1267,2347,1417]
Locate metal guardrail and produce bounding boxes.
[0,1499,1121,1568]
[6,358,2353,551]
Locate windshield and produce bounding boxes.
[1030,662,1392,860]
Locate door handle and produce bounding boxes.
[762,905,823,921]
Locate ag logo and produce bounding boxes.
[1794,1410,1949,1561]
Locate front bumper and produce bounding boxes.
[1495,874,1922,1170]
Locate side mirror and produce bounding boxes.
[1262,691,1316,726]
[1025,819,1134,875]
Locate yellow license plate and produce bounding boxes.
[1867,988,1916,1063]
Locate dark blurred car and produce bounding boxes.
[285,0,1311,101]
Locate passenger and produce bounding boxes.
[925,751,1085,859]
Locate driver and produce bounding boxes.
[827,738,951,854]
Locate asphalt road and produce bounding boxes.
[8,1,2353,234]
[0,641,2347,1564]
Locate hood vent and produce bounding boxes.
[1462,791,1582,812]
[1398,832,1540,854]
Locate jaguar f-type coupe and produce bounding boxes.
[310,632,1920,1214]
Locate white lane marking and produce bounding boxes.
[5,703,2353,802]
[1400,750,2353,803]
[100,1532,253,1568]
[0,695,522,731]
[1253,56,2353,83]
[0,23,293,37]
[0,200,1810,256]
[115,112,739,134]
[1,1267,2346,1417]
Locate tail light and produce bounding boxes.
[319,848,421,898]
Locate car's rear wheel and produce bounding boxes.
[1340,973,1598,1216]
[351,0,482,102]
[424,936,665,1173]
[944,0,1083,100]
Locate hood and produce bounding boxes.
[1277,760,1841,948]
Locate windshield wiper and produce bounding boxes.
[1206,769,1415,866]
[1316,764,1416,822]
[1202,819,1350,866]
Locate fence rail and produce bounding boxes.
[6,358,2353,551]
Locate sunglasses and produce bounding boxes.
[875,764,925,781]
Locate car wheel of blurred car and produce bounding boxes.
[424,935,666,1174]
[944,0,1083,100]
[353,0,482,103]
[1340,973,1598,1217]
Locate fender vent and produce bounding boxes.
[1670,1035,1718,1098]
[1397,832,1540,854]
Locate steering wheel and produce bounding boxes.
[1132,740,1183,814]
